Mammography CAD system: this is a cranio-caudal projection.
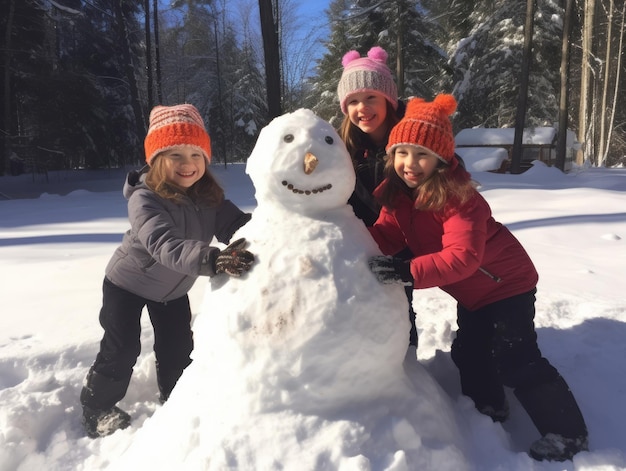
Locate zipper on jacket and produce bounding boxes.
[478,266,502,282]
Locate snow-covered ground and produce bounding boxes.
[0,160,625,470]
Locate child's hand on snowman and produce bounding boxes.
[368,255,413,286]
[214,238,255,276]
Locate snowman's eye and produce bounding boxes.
[325,136,334,145]
[283,134,294,143]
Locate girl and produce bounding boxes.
[337,45,404,227]
[80,104,254,438]
[337,46,417,346]
[368,95,588,462]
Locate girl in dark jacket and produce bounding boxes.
[80,104,254,438]
[336,46,416,345]
[368,95,588,462]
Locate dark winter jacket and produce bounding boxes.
[105,171,251,303]
[369,187,538,311]
[348,146,387,227]
[348,100,406,227]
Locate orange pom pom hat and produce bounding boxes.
[386,94,457,164]
[144,104,212,165]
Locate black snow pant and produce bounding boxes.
[405,285,418,347]
[450,288,587,440]
[395,246,418,347]
[80,277,194,411]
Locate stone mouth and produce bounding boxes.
[281,180,332,195]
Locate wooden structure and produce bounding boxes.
[455,127,581,172]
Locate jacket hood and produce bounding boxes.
[123,167,150,200]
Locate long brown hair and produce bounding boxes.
[339,100,400,159]
[145,155,224,207]
[377,151,475,212]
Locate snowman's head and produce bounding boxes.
[246,109,356,214]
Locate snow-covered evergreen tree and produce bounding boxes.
[448,0,563,131]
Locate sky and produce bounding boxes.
[297,0,331,19]
[292,0,332,70]
[0,114,625,470]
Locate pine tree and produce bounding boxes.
[449,0,563,132]
[230,34,267,162]
[1,0,50,173]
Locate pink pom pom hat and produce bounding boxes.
[337,46,398,114]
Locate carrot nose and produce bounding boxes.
[304,152,319,175]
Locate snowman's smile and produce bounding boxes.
[281,180,332,195]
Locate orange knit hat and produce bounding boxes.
[144,104,212,165]
[386,94,457,164]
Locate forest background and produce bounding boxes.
[1,0,624,177]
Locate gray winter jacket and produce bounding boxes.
[105,171,251,302]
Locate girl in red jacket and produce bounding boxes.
[368,94,588,462]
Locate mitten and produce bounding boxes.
[214,238,255,276]
[368,255,413,286]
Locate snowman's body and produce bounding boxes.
[111,110,468,471]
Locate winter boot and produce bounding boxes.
[514,375,588,461]
[477,396,510,423]
[80,368,132,438]
[82,405,131,439]
[529,434,589,462]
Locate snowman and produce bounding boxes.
[110,109,468,470]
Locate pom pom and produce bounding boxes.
[405,97,427,116]
[342,50,361,67]
[434,94,457,116]
[367,46,388,64]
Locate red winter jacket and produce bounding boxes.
[369,188,538,311]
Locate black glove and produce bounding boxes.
[214,238,255,276]
[368,255,413,286]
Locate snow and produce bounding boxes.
[1,140,626,470]
[455,126,582,150]
[456,147,509,172]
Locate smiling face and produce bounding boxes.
[246,109,355,214]
[346,92,389,145]
[160,146,206,188]
[392,145,440,188]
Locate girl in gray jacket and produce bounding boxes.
[80,104,254,438]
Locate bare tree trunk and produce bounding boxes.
[597,0,614,164]
[114,0,146,163]
[259,0,282,119]
[396,2,404,98]
[276,0,283,100]
[153,0,163,104]
[211,6,226,167]
[556,0,574,171]
[511,0,535,174]
[578,0,595,165]
[144,0,153,110]
[2,0,16,175]
[603,0,626,167]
